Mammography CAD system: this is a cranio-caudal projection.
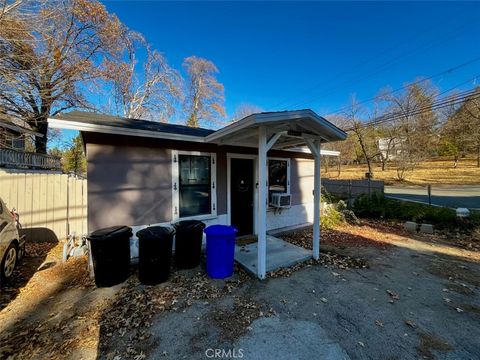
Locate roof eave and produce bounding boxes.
[48,118,206,143]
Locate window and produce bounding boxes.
[179,155,211,217]
[268,158,289,203]
[172,151,216,220]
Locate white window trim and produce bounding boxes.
[171,150,217,222]
[268,156,291,199]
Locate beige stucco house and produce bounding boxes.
[49,109,346,278]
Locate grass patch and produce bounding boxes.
[324,156,480,185]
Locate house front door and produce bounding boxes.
[230,158,254,236]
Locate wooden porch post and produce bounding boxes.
[312,140,321,260]
[305,138,321,260]
[257,126,267,279]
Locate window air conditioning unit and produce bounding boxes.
[270,193,291,208]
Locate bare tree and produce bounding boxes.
[379,82,438,180]
[457,87,480,167]
[105,34,183,121]
[0,0,24,19]
[344,96,378,177]
[231,103,262,122]
[0,0,127,153]
[183,56,225,128]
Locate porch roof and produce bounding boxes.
[205,109,347,149]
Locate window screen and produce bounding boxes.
[179,155,211,217]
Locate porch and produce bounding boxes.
[235,235,311,275]
[0,148,61,170]
[206,109,347,279]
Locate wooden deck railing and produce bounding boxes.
[0,148,61,170]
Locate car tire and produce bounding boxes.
[1,242,18,285]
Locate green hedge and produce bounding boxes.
[353,192,480,230]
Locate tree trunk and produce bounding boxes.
[33,120,48,154]
[34,135,47,154]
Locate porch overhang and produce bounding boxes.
[205,109,347,149]
[209,110,346,280]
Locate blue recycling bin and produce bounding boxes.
[204,225,237,279]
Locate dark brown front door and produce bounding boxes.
[230,158,254,236]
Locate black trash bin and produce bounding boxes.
[136,226,175,285]
[88,226,132,287]
[173,220,206,269]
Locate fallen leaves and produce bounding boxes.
[269,251,368,278]
[280,225,392,250]
[386,289,400,301]
[405,320,416,328]
[210,296,276,342]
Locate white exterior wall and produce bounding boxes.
[266,203,314,231]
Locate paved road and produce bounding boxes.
[385,184,480,209]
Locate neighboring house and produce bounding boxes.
[0,118,61,170]
[49,109,346,279]
[0,118,35,150]
[377,137,404,160]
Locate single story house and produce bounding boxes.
[49,109,347,279]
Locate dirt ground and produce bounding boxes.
[1,221,479,359]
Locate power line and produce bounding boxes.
[271,18,479,111]
[342,87,480,132]
[328,59,480,116]
[267,12,462,110]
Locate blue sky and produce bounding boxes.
[55,1,480,148]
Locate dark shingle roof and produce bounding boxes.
[55,111,215,137]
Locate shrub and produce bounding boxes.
[352,192,479,230]
[321,206,345,230]
[352,192,388,218]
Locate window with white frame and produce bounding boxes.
[268,158,290,204]
[172,150,216,220]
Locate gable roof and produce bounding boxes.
[205,109,347,146]
[48,110,346,151]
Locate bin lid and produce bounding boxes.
[173,220,206,231]
[136,226,175,240]
[88,225,132,241]
[204,224,237,236]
